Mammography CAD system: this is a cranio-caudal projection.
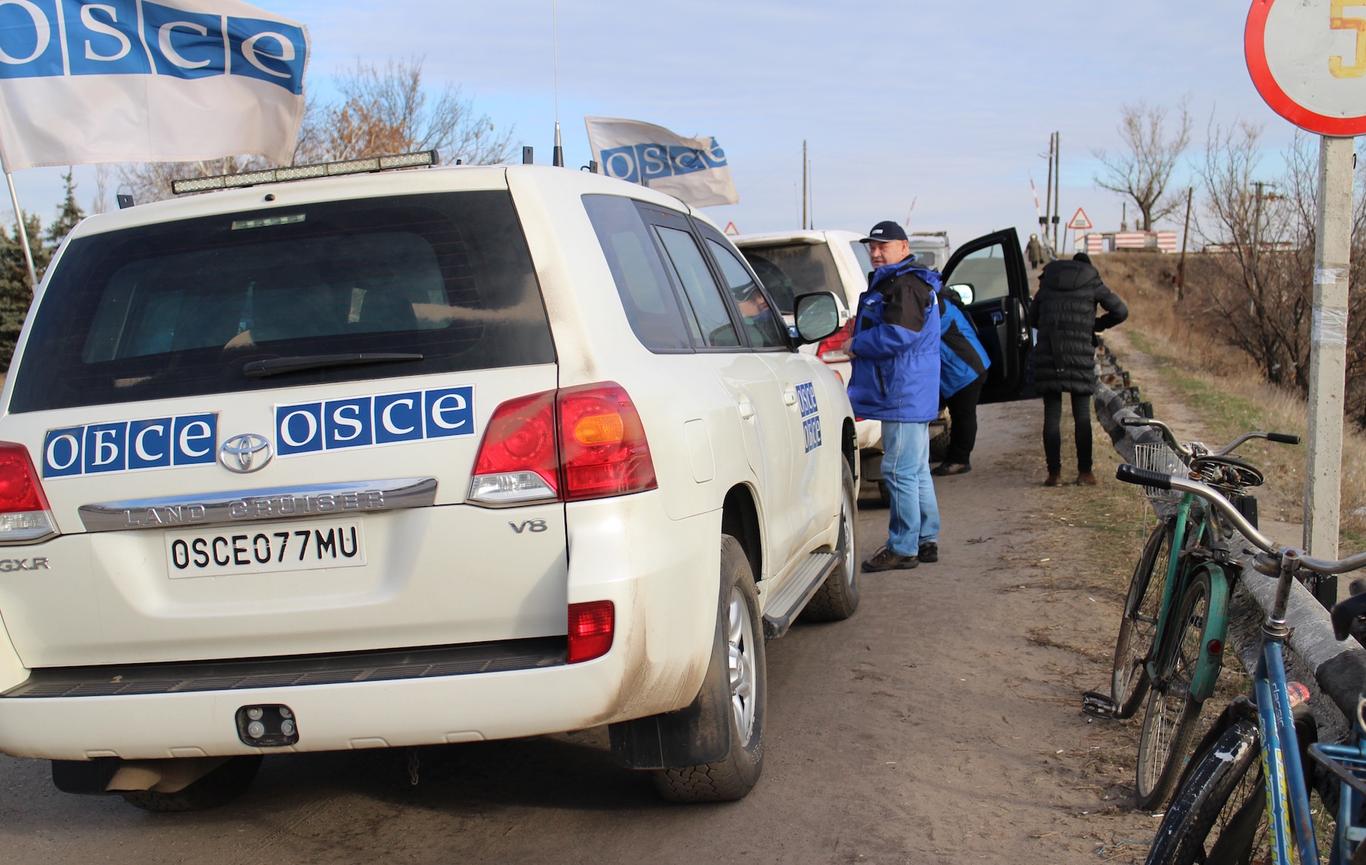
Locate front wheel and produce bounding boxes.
[1111,520,1176,718]
[653,535,767,802]
[1136,569,1220,811]
[1145,719,1262,865]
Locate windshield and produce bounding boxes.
[908,247,943,269]
[9,191,554,412]
[738,241,841,314]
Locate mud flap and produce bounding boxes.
[52,758,120,794]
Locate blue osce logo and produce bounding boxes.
[275,387,475,456]
[43,413,217,478]
[601,137,728,185]
[0,0,306,93]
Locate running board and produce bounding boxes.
[762,551,839,639]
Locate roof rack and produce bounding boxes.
[171,150,440,195]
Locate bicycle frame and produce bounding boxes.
[1253,636,1318,864]
[1312,739,1366,864]
[1143,495,1231,702]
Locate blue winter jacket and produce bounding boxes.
[848,258,941,423]
[938,294,991,399]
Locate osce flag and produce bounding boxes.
[0,0,308,170]
[585,116,738,207]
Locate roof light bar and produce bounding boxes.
[171,149,440,195]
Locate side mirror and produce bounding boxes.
[793,291,840,343]
[947,283,974,305]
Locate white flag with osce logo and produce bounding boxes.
[585,116,738,207]
[0,0,308,170]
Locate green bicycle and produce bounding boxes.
[1083,417,1300,809]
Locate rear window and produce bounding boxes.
[9,191,554,413]
[737,242,840,314]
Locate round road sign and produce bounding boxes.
[1245,0,1366,136]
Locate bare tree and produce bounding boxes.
[1094,101,1192,230]
[119,58,514,202]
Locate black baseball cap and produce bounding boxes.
[860,221,909,244]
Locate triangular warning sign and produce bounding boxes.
[1066,208,1093,231]
[723,221,740,236]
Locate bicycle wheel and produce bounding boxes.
[1145,718,1264,865]
[1136,569,1218,811]
[1111,520,1176,718]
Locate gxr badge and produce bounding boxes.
[219,433,273,474]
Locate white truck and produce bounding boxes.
[0,157,860,809]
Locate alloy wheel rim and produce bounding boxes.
[727,587,757,741]
[840,487,855,586]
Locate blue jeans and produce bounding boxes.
[881,421,940,557]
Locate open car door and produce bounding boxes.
[939,228,1032,404]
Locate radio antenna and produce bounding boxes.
[551,0,564,167]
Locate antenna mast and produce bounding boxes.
[551,0,564,167]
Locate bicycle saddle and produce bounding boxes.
[1190,454,1264,489]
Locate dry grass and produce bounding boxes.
[1092,252,1366,548]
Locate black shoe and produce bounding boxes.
[861,547,919,572]
[918,543,938,563]
[931,462,971,476]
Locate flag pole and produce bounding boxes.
[0,148,37,290]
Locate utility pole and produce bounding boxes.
[1052,132,1062,253]
[1043,134,1054,255]
[1176,186,1193,301]
[1304,136,1354,604]
[1121,201,1128,232]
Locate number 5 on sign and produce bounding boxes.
[1331,0,1366,78]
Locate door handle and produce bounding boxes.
[738,398,756,420]
[783,390,798,406]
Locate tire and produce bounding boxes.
[653,535,766,802]
[802,461,859,622]
[1136,570,1217,811]
[1145,719,1262,865]
[876,480,891,508]
[1111,521,1176,719]
[120,756,262,812]
[929,425,950,463]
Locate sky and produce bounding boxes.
[3,1,1341,254]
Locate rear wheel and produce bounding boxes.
[653,535,766,802]
[120,756,261,812]
[802,461,859,622]
[1136,570,1217,810]
[1146,719,1263,865]
[1110,520,1176,718]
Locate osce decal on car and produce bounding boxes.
[274,386,475,456]
[797,381,822,453]
[43,413,217,478]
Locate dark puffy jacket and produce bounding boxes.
[848,259,941,423]
[1029,260,1128,394]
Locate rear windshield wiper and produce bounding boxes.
[242,352,425,379]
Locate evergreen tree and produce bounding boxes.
[45,169,84,248]
[0,213,50,372]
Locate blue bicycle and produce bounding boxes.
[1118,463,1366,865]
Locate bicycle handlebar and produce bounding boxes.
[1114,464,1366,577]
[1120,417,1300,457]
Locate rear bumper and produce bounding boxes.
[0,497,721,761]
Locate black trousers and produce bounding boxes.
[1042,391,1092,474]
[944,374,984,465]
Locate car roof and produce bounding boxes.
[63,164,698,241]
[732,229,864,247]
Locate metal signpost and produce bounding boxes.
[1246,0,1364,603]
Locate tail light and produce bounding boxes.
[0,442,56,543]
[468,382,657,506]
[817,320,855,364]
[568,600,614,663]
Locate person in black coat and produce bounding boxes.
[1029,252,1128,486]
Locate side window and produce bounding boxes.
[849,241,873,277]
[654,226,740,348]
[582,195,694,351]
[705,238,788,349]
[946,243,1010,304]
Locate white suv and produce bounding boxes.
[0,160,859,809]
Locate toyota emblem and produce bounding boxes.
[219,433,273,474]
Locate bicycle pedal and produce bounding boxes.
[1081,691,1121,719]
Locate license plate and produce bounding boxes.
[166,519,366,579]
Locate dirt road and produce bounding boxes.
[0,399,1162,864]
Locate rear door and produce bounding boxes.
[0,186,568,667]
[939,228,1033,404]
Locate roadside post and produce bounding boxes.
[1246,0,1363,604]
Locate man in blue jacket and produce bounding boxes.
[848,221,942,571]
[932,289,991,476]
